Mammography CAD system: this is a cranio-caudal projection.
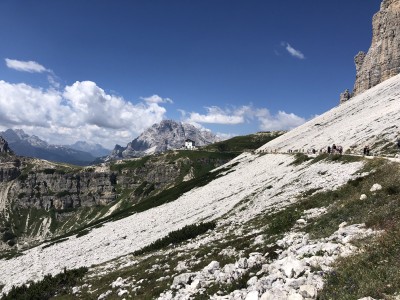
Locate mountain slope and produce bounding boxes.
[3,74,400,296]
[260,74,400,155]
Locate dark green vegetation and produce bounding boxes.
[109,156,151,173]
[290,153,363,167]
[290,153,312,166]
[133,221,216,256]
[320,229,400,300]
[1,267,88,300]
[204,131,284,153]
[311,153,363,164]
[41,238,69,249]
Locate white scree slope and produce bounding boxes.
[260,74,400,153]
[0,153,362,293]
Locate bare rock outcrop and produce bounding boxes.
[0,137,20,182]
[352,0,400,96]
[339,89,351,104]
[0,136,11,154]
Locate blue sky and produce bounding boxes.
[0,0,381,148]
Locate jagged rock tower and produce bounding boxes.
[0,136,11,154]
[341,0,400,103]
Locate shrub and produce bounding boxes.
[290,153,311,166]
[56,190,70,198]
[385,185,400,195]
[76,229,91,238]
[2,231,16,242]
[41,238,69,249]
[109,173,117,185]
[18,174,28,181]
[266,209,302,235]
[42,169,56,175]
[133,221,216,255]
[134,181,148,196]
[17,193,26,199]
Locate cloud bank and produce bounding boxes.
[183,105,306,132]
[0,80,167,148]
[1,59,307,148]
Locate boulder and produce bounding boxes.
[203,261,220,274]
[288,293,304,300]
[279,256,307,279]
[339,89,352,104]
[236,257,248,269]
[245,290,259,300]
[172,273,196,287]
[260,290,287,300]
[299,284,318,298]
[370,184,382,192]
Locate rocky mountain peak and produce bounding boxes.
[349,0,400,98]
[107,120,220,160]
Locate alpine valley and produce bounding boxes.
[1,1,400,300]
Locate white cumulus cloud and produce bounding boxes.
[185,106,244,124]
[0,80,168,148]
[5,58,49,73]
[284,43,305,59]
[182,105,306,132]
[258,110,306,131]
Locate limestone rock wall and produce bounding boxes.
[352,0,400,96]
[9,171,117,210]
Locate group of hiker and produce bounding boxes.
[299,144,343,155]
[327,144,343,155]
[259,138,400,156]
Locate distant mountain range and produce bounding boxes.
[68,141,110,158]
[0,122,219,165]
[107,120,220,160]
[0,129,110,166]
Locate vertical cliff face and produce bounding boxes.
[352,0,400,96]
